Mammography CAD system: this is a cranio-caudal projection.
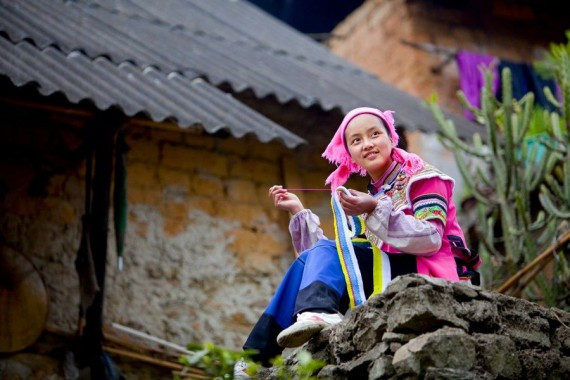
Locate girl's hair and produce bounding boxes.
[322,107,424,191]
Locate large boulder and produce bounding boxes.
[276,274,570,379]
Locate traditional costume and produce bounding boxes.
[243,107,481,364]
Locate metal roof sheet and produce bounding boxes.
[0,36,305,148]
[0,0,479,139]
[71,0,358,72]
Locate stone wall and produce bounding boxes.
[0,105,336,358]
[272,275,570,379]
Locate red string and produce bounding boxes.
[285,188,330,191]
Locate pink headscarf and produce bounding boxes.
[322,107,424,191]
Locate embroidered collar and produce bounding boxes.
[369,161,402,195]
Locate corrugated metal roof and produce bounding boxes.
[0,0,479,139]
[71,0,359,72]
[0,36,306,148]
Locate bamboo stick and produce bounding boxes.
[45,324,202,374]
[103,345,183,370]
[496,230,570,294]
[511,254,553,298]
[103,346,209,379]
[111,322,191,354]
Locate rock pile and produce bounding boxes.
[271,275,570,379]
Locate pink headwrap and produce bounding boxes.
[322,107,425,191]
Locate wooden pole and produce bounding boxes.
[103,346,209,379]
[496,230,570,294]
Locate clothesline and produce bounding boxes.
[401,39,559,120]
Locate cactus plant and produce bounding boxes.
[428,34,570,307]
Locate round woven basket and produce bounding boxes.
[0,245,49,353]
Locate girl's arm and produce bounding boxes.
[365,196,443,255]
[268,185,326,255]
[364,178,452,255]
[289,209,326,254]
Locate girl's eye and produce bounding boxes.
[351,138,360,145]
[371,131,380,137]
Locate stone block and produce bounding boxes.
[133,220,148,238]
[149,128,185,144]
[393,327,476,377]
[184,133,216,150]
[250,140,287,161]
[500,312,550,349]
[44,198,76,226]
[186,196,215,215]
[157,167,191,188]
[518,349,561,380]
[473,334,521,379]
[230,159,281,184]
[423,367,478,380]
[298,167,327,187]
[369,356,395,380]
[162,144,228,177]
[227,228,284,272]
[216,136,252,157]
[351,310,387,352]
[339,344,387,379]
[197,151,229,177]
[466,300,500,332]
[225,179,258,204]
[386,284,468,334]
[316,364,347,380]
[128,188,162,206]
[382,332,417,344]
[191,174,224,197]
[160,201,190,220]
[382,274,441,298]
[215,201,268,227]
[451,282,480,299]
[163,217,187,237]
[127,162,158,189]
[126,138,160,163]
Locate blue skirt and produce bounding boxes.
[243,239,416,364]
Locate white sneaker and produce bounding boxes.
[233,358,250,379]
[276,311,342,348]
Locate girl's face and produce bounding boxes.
[345,114,393,181]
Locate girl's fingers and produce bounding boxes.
[268,185,283,197]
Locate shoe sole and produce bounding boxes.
[276,322,327,348]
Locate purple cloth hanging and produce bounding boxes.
[456,50,500,120]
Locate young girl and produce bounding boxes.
[241,106,480,366]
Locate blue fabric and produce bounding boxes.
[498,60,557,111]
[262,239,377,329]
[498,60,530,101]
[265,239,348,329]
[527,67,557,112]
[244,239,417,362]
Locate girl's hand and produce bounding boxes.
[338,188,377,215]
[268,185,304,215]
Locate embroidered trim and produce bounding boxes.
[414,205,447,225]
[331,192,366,308]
